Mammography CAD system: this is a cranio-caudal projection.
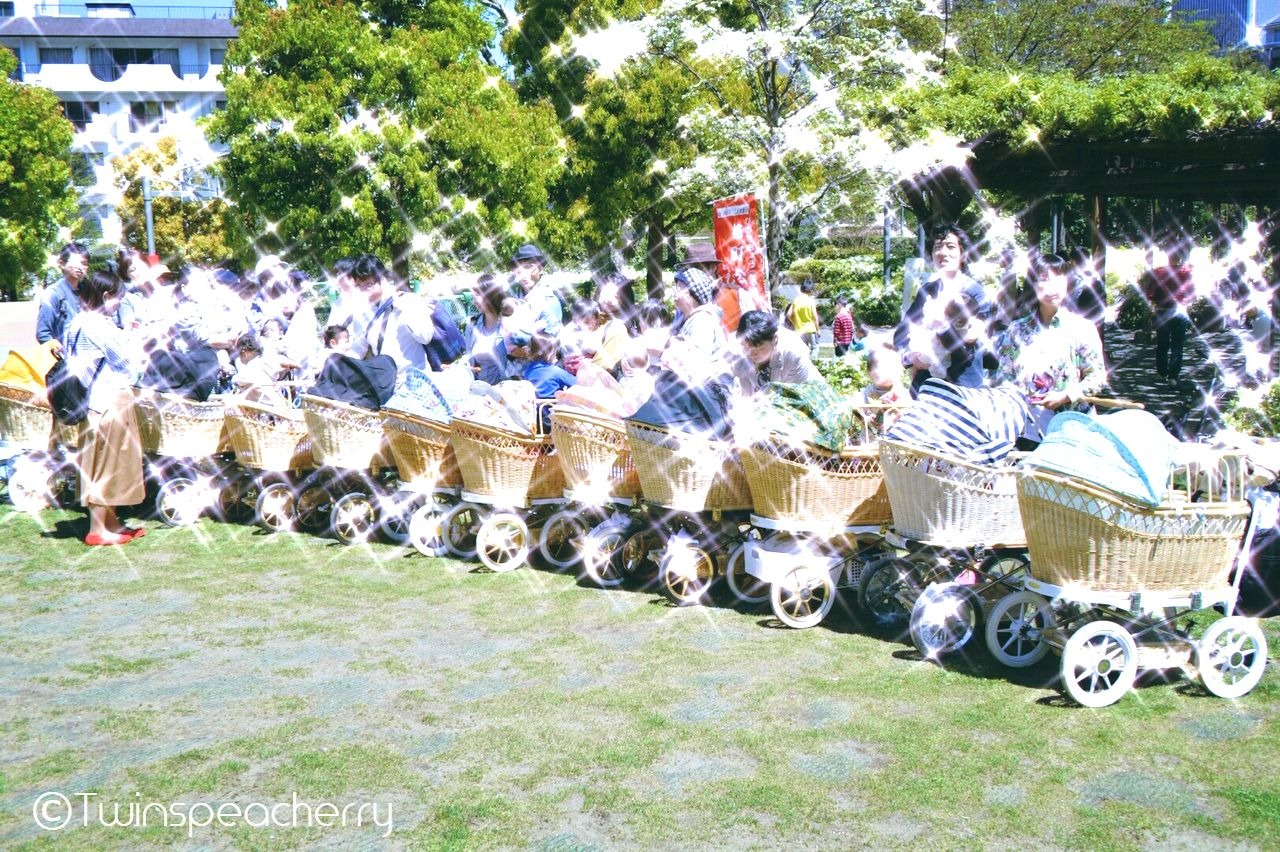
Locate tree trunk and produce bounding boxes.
[645,212,666,301]
[766,157,784,296]
[390,241,411,289]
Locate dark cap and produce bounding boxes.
[677,242,719,267]
[511,243,546,265]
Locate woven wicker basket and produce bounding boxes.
[743,439,891,526]
[0,383,53,449]
[450,417,565,505]
[381,409,462,488]
[133,391,226,458]
[625,421,751,512]
[300,394,385,470]
[224,399,312,472]
[550,407,642,500]
[1018,467,1250,593]
[878,438,1025,547]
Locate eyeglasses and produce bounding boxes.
[352,277,380,290]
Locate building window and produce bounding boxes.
[60,100,99,131]
[0,3,16,17]
[39,48,73,68]
[129,101,172,133]
[210,48,225,65]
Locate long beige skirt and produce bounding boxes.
[79,389,145,508]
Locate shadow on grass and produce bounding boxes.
[40,517,87,540]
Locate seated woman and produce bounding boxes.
[993,253,1105,446]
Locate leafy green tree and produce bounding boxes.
[113,136,240,266]
[507,0,708,294]
[644,0,932,290]
[943,0,1219,80]
[208,0,563,278]
[0,51,77,300]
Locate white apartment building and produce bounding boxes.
[0,0,235,241]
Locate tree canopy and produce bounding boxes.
[0,51,76,299]
[209,0,564,276]
[942,0,1220,80]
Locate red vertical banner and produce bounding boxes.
[712,194,769,312]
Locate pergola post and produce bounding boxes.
[1090,194,1107,277]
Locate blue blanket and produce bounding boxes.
[1021,410,1176,506]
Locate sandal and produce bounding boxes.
[85,532,132,547]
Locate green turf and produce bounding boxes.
[1,506,1277,849]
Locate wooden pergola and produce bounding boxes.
[899,127,1280,269]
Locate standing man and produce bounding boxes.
[1141,239,1194,384]
[36,243,90,357]
[347,254,437,374]
[508,243,562,337]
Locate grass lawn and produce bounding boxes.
[1,506,1278,849]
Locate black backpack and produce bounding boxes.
[45,332,105,425]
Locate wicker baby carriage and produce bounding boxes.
[449,416,565,508]
[550,407,642,502]
[1016,458,1250,594]
[381,408,462,489]
[877,438,1025,547]
[224,398,312,472]
[0,383,80,450]
[624,420,752,513]
[133,391,226,458]
[299,394,386,471]
[743,439,891,528]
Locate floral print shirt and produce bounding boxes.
[994,309,1105,403]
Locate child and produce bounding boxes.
[635,299,672,371]
[323,324,351,354]
[832,296,864,357]
[926,294,996,390]
[231,333,283,400]
[523,332,576,431]
[860,344,909,435]
[560,298,603,374]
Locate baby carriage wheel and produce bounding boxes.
[910,582,982,659]
[858,555,923,632]
[255,481,296,532]
[538,508,587,571]
[1060,620,1138,708]
[770,564,835,628]
[155,476,205,527]
[1194,616,1268,699]
[985,591,1053,668]
[377,497,414,546]
[441,503,481,560]
[407,501,448,557]
[217,479,256,523]
[331,492,377,545]
[295,485,332,533]
[725,533,770,606]
[476,512,530,572]
[658,541,716,607]
[8,455,55,513]
[581,521,627,588]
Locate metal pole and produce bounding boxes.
[1051,202,1060,255]
[883,201,892,290]
[143,175,156,257]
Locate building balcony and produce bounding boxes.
[31,3,234,19]
[15,60,223,92]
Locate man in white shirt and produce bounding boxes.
[730,309,822,395]
[346,254,436,373]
